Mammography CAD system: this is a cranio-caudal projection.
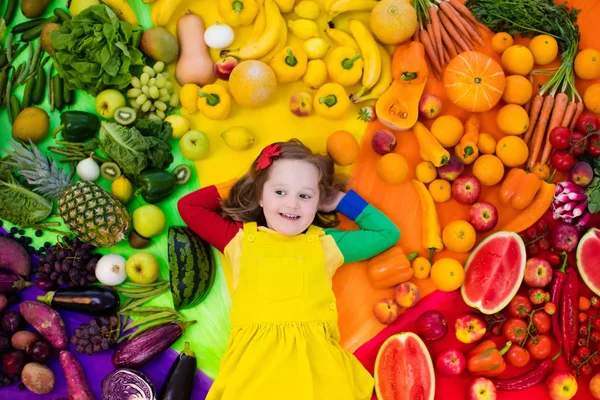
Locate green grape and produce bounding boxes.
[136,94,148,105]
[149,86,160,99]
[149,77,156,87]
[141,100,153,112]
[153,62,165,73]
[130,99,141,110]
[148,113,161,121]
[127,88,142,98]
[169,93,180,108]
[154,100,167,111]
[155,76,167,89]
[159,88,169,97]
[141,86,150,96]
[156,110,166,120]
[150,104,156,112]
[162,71,170,79]
[159,94,171,103]
[131,77,141,88]
[143,66,156,78]
[165,81,172,90]
[140,73,150,86]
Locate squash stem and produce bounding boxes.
[198,92,221,106]
[284,49,298,67]
[342,54,361,70]
[232,0,244,14]
[36,291,55,305]
[318,94,338,108]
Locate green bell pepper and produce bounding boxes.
[52,111,100,142]
[135,169,176,204]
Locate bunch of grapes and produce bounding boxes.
[71,316,119,356]
[35,236,100,291]
[570,295,600,377]
[127,61,179,120]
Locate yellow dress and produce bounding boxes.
[206,222,374,400]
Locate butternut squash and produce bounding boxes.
[176,11,217,87]
[367,247,417,289]
[376,42,429,131]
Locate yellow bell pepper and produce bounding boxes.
[217,0,258,27]
[413,122,450,167]
[411,179,444,261]
[313,83,350,120]
[197,84,231,120]
[327,46,363,87]
[269,46,308,83]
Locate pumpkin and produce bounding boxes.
[376,42,428,131]
[443,51,506,112]
[366,247,416,289]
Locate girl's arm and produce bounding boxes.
[177,180,241,253]
[324,190,400,264]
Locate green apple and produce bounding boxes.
[180,130,210,161]
[125,252,160,284]
[95,89,126,119]
[132,205,166,238]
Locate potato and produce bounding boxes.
[21,362,55,394]
[11,331,39,350]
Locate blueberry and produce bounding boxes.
[44,242,51,248]
[10,227,18,234]
[18,229,25,235]
[35,230,43,237]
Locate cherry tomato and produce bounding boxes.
[509,294,533,319]
[590,353,600,367]
[580,363,593,376]
[528,242,540,256]
[549,126,572,149]
[570,132,587,156]
[527,334,552,360]
[579,312,589,324]
[535,219,550,233]
[525,226,539,240]
[578,337,587,347]
[591,296,600,308]
[575,113,600,134]
[533,311,551,334]
[592,317,600,331]
[590,331,600,343]
[544,302,556,315]
[538,237,550,251]
[580,296,591,311]
[507,345,531,368]
[570,355,582,367]
[529,288,548,305]
[545,252,561,267]
[580,325,589,337]
[551,150,576,172]
[502,318,529,343]
[587,134,600,157]
[576,346,591,359]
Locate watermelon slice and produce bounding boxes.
[460,231,526,315]
[577,228,600,296]
[374,332,435,400]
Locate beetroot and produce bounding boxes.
[20,301,68,350]
[550,222,579,252]
[0,237,32,277]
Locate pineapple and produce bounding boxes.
[4,141,130,248]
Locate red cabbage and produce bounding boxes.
[102,368,155,400]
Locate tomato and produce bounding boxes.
[549,126,572,149]
[544,302,556,315]
[508,294,533,318]
[580,363,593,376]
[507,345,531,368]
[587,134,600,157]
[576,346,591,360]
[591,331,600,342]
[592,317,600,330]
[590,353,600,367]
[570,131,587,156]
[533,311,551,334]
[527,242,540,257]
[538,237,550,251]
[575,113,600,134]
[545,252,561,267]
[527,334,552,360]
[551,150,576,172]
[579,325,589,337]
[578,337,587,347]
[570,355,582,367]
[502,318,529,343]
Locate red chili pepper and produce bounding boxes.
[489,357,554,391]
[549,252,567,347]
[561,267,579,361]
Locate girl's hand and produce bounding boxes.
[319,191,346,212]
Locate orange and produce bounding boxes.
[496,104,529,135]
[370,0,418,45]
[431,115,464,148]
[502,75,533,105]
[443,51,506,112]
[326,130,360,166]
[584,83,600,114]
[412,256,431,280]
[477,133,496,155]
[532,162,550,181]
[430,258,465,292]
[473,154,505,186]
[496,136,529,167]
[575,49,600,80]
[491,32,513,54]
[415,161,437,184]
[442,220,476,253]
[428,179,451,203]
[377,153,409,184]
[528,35,558,65]
[501,45,534,76]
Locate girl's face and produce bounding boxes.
[259,159,320,236]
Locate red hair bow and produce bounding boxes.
[255,144,283,171]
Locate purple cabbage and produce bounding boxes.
[101,368,156,400]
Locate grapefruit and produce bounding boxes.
[577,228,600,296]
[460,231,526,314]
[229,61,277,108]
[374,332,435,400]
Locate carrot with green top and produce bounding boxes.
[523,94,544,144]
[560,100,577,127]
[527,95,554,169]
[569,102,585,131]
[428,6,444,66]
[540,92,569,165]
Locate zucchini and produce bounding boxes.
[168,227,216,310]
[158,342,196,400]
[36,286,120,316]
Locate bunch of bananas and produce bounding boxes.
[151,0,182,27]
[324,0,379,18]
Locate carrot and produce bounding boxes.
[527,95,554,169]
[413,27,420,43]
[420,29,443,78]
[540,92,569,165]
[428,6,444,66]
[439,1,483,46]
[569,101,585,131]
[439,22,458,58]
[438,11,472,52]
[447,0,479,25]
[523,94,544,144]
[524,74,535,114]
[560,100,577,127]
[442,46,450,64]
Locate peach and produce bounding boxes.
[467,378,497,400]
[455,312,487,344]
[394,282,420,308]
[373,298,402,325]
[214,56,239,81]
[419,94,443,120]
[371,129,397,155]
[289,92,313,117]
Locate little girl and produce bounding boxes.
[178,139,400,400]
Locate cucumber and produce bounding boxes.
[22,77,36,109]
[3,0,18,25]
[53,74,63,111]
[21,16,59,42]
[63,81,74,106]
[32,67,46,105]
[12,18,46,34]
[53,8,71,22]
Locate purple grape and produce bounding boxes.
[79,277,86,286]
[0,333,10,352]
[4,293,19,306]
[86,274,96,282]
[35,279,56,291]
[2,350,25,375]
[61,262,70,273]
[1,312,24,333]
[46,253,56,263]
[57,275,65,286]
[28,341,51,364]
[70,336,79,345]
[49,272,58,281]
[57,249,67,261]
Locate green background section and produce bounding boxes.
[1,0,230,379]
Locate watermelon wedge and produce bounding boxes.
[577,228,600,296]
[374,332,435,400]
[460,231,526,315]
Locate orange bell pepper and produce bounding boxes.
[499,168,527,206]
[499,181,556,233]
[499,168,542,210]
[467,340,512,377]
[456,114,480,165]
[366,248,418,289]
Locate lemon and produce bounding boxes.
[179,83,200,113]
[303,60,328,89]
[111,176,133,205]
[221,127,255,151]
[165,115,190,139]
[303,38,330,60]
[294,1,320,20]
[288,19,319,40]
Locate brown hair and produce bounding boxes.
[220,139,346,228]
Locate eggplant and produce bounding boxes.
[0,272,33,293]
[158,342,196,400]
[36,286,119,316]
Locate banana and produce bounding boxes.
[324,0,339,12]
[156,0,182,26]
[272,0,295,13]
[227,0,282,60]
[328,0,378,18]
[351,44,392,103]
[324,28,359,52]
[248,2,267,42]
[102,0,139,25]
[258,14,288,63]
[348,19,381,92]
[151,0,164,26]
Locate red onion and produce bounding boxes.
[415,310,447,341]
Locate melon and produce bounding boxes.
[577,228,600,296]
[374,332,435,400]
[460,231,526,315]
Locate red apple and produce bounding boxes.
[371,129,397,155]
[435,348,466,377]
[437,155,465,182]
[419,94,442,119]
[468,201,498,232]
[214,56,238,81]
[546,372,578,400]
[452,176,482,205]
[372,298,401,325]
[455,312,487,344]
[467,377,497,400]
[524,257,553,288]
[590,373,600,399]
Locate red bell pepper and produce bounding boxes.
[467,340,512,377]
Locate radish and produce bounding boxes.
[19,301,67,350]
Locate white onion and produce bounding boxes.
[95,254,127,286]
[76,156,100,181]
[203,22,235,49]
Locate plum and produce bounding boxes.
[569,161,593,187]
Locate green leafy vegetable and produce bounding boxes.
[0,19,6,42]
[50,4,144,95]
[586,158,600,213]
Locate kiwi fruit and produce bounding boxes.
[129,230,151,249]
[172,165,192,185]
[100,162,121,181]
[113,107,137,126]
